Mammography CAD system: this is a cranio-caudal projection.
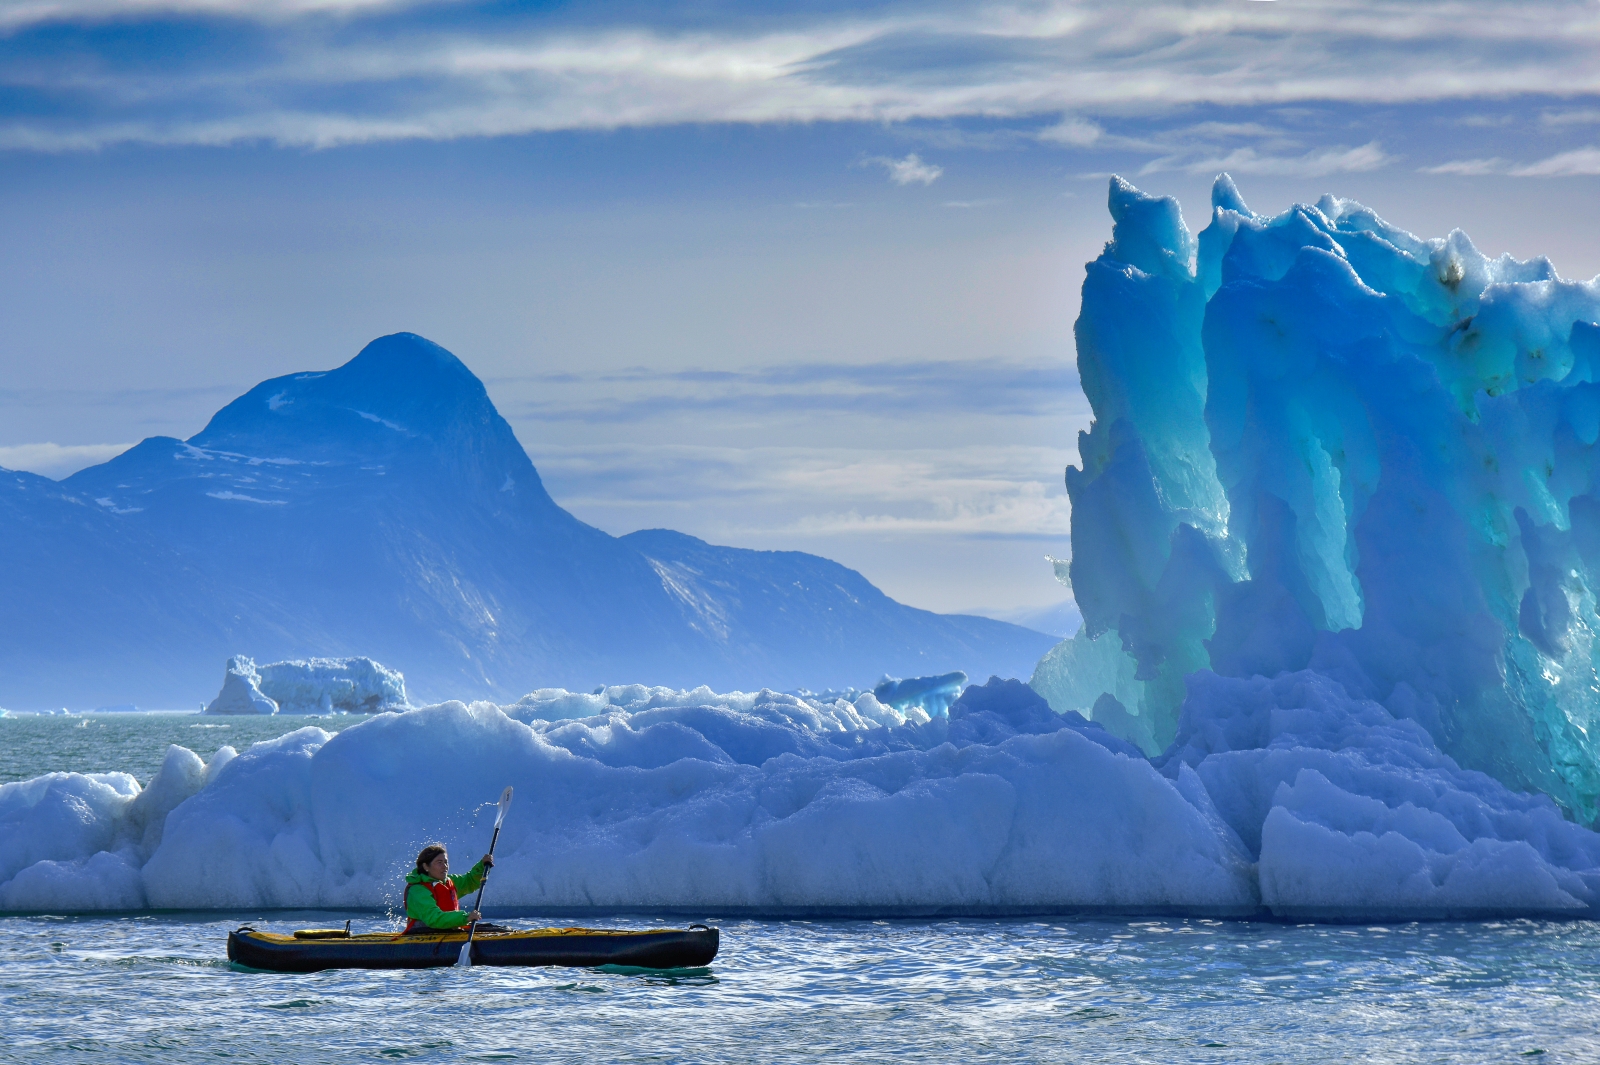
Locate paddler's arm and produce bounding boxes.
[448,855,493,897]
[405,881,473,930]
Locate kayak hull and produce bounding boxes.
[227,925,719,973]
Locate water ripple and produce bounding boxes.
[2,914,1598,1063]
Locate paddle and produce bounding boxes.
[456,786,513,968]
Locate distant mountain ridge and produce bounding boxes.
[0,333,1054,709]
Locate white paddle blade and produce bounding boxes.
[455,940,473,967]
[493,786,513,830]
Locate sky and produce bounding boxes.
[4,1,1600,632]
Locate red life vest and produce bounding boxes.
[403,877,461,934]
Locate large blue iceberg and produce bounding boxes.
[1035,174,1600,830]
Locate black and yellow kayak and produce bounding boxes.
[228,923,719,973]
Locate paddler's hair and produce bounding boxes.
[415,843,447,874]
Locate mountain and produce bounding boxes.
[0,333,1055,708]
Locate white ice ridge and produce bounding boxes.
[203,655,408,715]
[506,683,931,727]
[1034,174,1600,827]
[2,677,1598,918]
[507,677,959,726]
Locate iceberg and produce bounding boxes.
[1035,174,1600,826]
[202,655,408,715]
[0,743,230,911]
[203,657,279,715]
[2,677,1596,918]
[0,682,1253,914]
[1160,669,1600,918]
[873,671,967,718]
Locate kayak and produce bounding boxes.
[228,923,719,973]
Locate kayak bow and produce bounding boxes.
[228,924,719,973]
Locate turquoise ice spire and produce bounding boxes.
[1039,175,1600,822]
[1046,177,1236,752]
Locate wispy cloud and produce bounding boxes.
[488,359,1082,426]
[1541,108,1600,127]
[1037,116,1102,147]
[489,356,1084,609]
[530,438,1077,613]
[868,153,944,185]
[1419,146,1600,176]
[534,442,1074,542]
[1142,141,1391,177]
[1418,157,1507,175]
[1512,147,1600,176]
[6,2,1600,150]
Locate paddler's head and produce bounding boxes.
[416,843,450,881]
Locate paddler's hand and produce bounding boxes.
[481,854,495,868]
[467,910,482,922]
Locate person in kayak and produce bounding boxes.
[403,843,495,934]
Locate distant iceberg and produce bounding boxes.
[203,655,408,715]
[874,671,967,718]
[204,657,279,715]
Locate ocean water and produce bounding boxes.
[0,711,368,784]
[4,716,1600,1063]
[3,913,1598,1063]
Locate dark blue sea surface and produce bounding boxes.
[2,913,1597,1063]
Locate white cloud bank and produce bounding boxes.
[0,442,133,480]
[535,442,1073,543]
[6,1,1600,149]
[0,0,399,25]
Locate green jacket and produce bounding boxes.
[404,861,488,930]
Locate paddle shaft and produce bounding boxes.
[459,820,504,957]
